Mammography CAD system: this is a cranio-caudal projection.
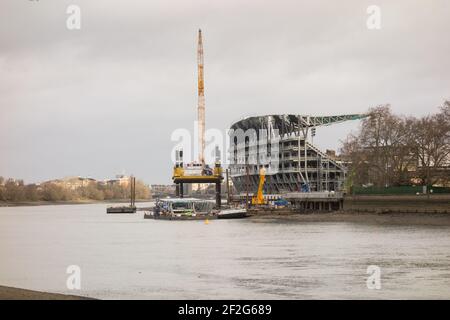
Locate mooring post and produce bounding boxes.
[216,181,221,209]
[226,169,230,205]
[245,165,250,209]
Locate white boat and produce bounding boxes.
[217,208,249,219]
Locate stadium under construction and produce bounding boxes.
[228,114,367,206]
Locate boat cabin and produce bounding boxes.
[154,198,216,217]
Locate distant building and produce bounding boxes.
[191,183,209,192]
[45,176,96,190]
[103,174,131,187]
[150,184,176,197]
[43,174,135,190]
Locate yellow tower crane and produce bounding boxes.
[197,29,205,166]
[172,30,223,208]
[252,168,267,205]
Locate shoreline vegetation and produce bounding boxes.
[0,175,151,205]
[0,199,152,207]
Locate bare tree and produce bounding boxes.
[411,103,450,186]
[344,105,414,187]
[342,102,450,189]
[441,100,450,121]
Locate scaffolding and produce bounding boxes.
[229,114,367,194]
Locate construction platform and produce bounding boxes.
[284,191,344,211]
[232,191,344,212]
[172,159,224,208]
[173,176,223,201]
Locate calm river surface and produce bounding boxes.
[1,203,450,299]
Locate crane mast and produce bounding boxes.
[171,30,223,209]
[197,29,205,166]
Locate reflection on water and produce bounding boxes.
[1,203,450,299]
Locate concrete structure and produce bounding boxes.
[150,184,176,197]
[228,114,367,195]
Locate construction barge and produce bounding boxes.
[106,176,137,214]
[144,198,248,220]
[106,206,136,214]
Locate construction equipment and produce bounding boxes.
[197,29,205,166]
[252,168,267,205]
[171,30,223,208]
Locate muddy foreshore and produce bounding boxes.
[0,286,95,300]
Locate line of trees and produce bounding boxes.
[0,177,151,202]
[341,101,450,188]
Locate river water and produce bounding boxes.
[1,203,450,299]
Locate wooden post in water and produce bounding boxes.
[130,176,132,207]
[130,176,136,207]
[133,177,135,207]
[245,165,250,209]
[215,181,221,209]
[226,169,230,205]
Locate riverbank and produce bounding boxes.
[344,194,450,213]
[0,199,152,207]
[249,211,450,226]
[0,286,94,300]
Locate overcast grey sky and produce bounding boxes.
[1,0,449,184]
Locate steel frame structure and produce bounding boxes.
[228,114,367,194]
